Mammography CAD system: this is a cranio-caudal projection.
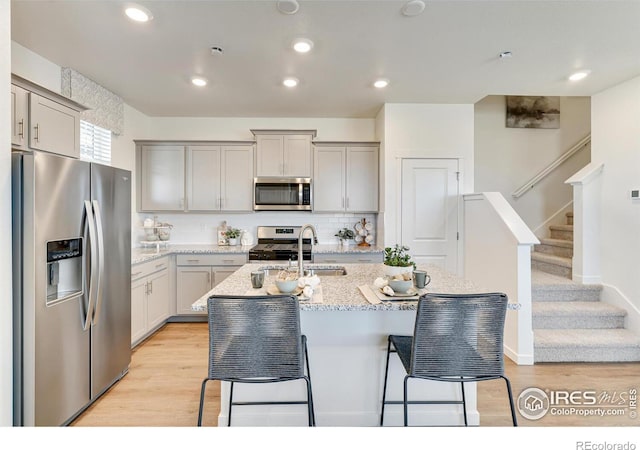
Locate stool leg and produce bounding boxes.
[460,379,468,426]
[403,375,410,427]
[380,337,392,426]
[227,381,235,427]
[197,379,208,426]
[303,338,316,426]
[502,376,518,426]
[304,377,314,426]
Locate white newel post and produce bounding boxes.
[566,163,604,284]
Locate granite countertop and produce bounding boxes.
[191,262,483,312]
[132,243,384,265]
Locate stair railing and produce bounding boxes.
[512,134,591,199]
[463,192,539,365]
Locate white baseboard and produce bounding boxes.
[504,344,534,366]
[601,284,640,334]
[572,273,602,284]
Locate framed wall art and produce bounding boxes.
[506,96,560,129]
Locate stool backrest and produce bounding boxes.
[410,292,508,378]
[206,295,303,379]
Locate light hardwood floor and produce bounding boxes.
[71,323,640,427]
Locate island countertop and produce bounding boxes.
[191,262,484,312]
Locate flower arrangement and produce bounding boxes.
[335,228,356,240]
[383,244,416,269]
[224,227,241,239]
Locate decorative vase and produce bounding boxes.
[382,264,414,278]
[341,238,353,246]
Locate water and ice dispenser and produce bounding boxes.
[46,238,83,305]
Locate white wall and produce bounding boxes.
[11,41,61,94]
[1,0,13,427]
[591,76,640,325]
[378,103,475,248]
[474,95,591,234]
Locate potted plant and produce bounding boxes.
[335,227,356,246]
[225,227,241,245]
[383,244,416,277]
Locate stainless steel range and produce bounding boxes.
[248,226,315,263]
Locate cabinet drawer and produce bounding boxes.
[131,257,169,280]
[176,253,247,266]
[313,253,383,264]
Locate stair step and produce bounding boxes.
[535,238,574,258]
[531,252,572,278]
[549,224,574,240]
[531,270,602,301]
[532,302,626,329]
[566,211,574,226]
[534,329,640,362]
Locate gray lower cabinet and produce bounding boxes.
[175,254,247,315]
[313,252,383,264]
[131,257,171,347]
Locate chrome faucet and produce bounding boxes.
[298,224,318,277]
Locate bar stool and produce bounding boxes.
[197,294,315,426]
[380,292,517,426]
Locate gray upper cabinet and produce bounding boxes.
[252,130,315,177]
[137,141,254,213]
[187,144,254,212]
[11,76,86,158]
[140,145,186,211]
[313,144,379,213]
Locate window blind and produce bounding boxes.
[80,120,112,164]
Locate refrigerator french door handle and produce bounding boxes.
[84,200,98,331]
[91,200,105,326]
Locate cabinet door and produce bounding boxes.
[29,93,80,158]
[140,145,185,211]
[212,267,237,287]
[313,146,346,212]
[221,145,254,211]
[187,145,221,211]
[146,269,170,330]
[283,135,312,177]
[131,277,147,346]
[346,146,379,212]
[255,135,284,176]
[11,85,28,149]
[176,267,212,315]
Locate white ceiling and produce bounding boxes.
[10,0,640,118]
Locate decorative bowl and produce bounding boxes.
[276,279,299,293]
[388,279,413,294]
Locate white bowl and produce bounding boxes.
[388,279,412,294]
[276,279,298,293]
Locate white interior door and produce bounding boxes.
[401,158,459,272]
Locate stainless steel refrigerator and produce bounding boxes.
[12,150,131,426]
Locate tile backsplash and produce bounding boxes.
[135,212,377,247]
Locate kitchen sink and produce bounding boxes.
[259,265,347,276]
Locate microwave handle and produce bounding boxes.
[299,183,303,206]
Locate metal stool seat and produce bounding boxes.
[380,292,518,427]
[197,295,315,426]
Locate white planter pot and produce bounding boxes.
[382,264,413,278]
[228,238,238,246]
[340,239,354,247]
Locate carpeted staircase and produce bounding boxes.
[531,212,640,362]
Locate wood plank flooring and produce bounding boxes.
[71,323,640,428]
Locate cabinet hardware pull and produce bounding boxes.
[34,124,39,142]
[222,260,234,264]
[187,259,200,263]
[346,197,350,209]
[149,281,153,294]
[132,271,142,277]
[156,263,165,268]
[18,119,24,138]
[207,272,211,285]
[145,281,150,295]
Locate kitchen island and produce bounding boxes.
[192,262,487,427]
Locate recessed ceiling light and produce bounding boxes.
[293,38,314,53]
[401,0,426,17]
[191,77,208,87]
[277,0,299,15]
[374,79,389,89]
[569,70,591,81]
[124,4,153,22]
[283,77,299,88]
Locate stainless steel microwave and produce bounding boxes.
[253,177,312,211]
